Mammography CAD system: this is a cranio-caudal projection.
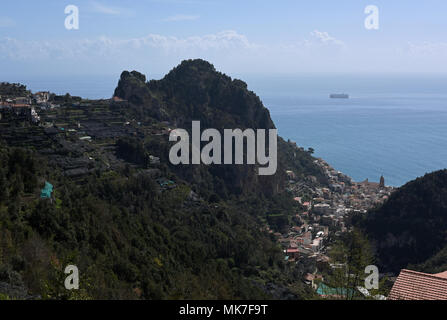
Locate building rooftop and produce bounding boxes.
[388,269,447,300]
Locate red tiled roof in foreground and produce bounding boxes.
[388,269,447,300]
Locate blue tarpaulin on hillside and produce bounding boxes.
[40,181,53,199]
[316,283,354,298]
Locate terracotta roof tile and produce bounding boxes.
[388,269,447,300]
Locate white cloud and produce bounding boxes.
[0,29,350,76]
[310,30,344,46]
[3,29,445,75]
[163,14,200,22]
[0,31,258,61]
[90,2,132,15]
[0,29,353,75]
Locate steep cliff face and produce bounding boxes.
[115,59,275,130]
[151,59,275,130]
[114,59,326,198]
[357,169,447,274]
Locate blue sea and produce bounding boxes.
[246,74,447,187]
[5,73,447,187]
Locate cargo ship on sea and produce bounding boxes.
[330,93,349,99]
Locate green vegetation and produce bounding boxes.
[354,169,447,274]
[321,230,388,299]
[0,82,30,98]
[0,59,328,299]
[0,142,284,299]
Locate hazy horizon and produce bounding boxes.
[3,71,447,101]
[1,1,447,77]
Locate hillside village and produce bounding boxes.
[269,141,394,296]
[0,81,398,298]
[0,83,176,192]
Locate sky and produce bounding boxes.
[0,0,447,79]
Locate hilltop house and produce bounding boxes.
[285,248,300,260]
[34,91,50,104]
[311,237,323,252]
[14,97,31,105]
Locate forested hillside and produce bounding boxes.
[0,59,324,299]
[355,170,447,274]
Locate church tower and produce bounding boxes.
[379,175,385,188]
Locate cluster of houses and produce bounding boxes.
[269,219,330,264]
[270,154,392,268]
[274,143,398,298]
[0,91,60,123]
[285,158,394,239]
[313,158,394,212]
[282,155,447,300]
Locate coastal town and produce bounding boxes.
[267,141,395,296]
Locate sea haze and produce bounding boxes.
[246,73,447,187]
[4,73,447,187]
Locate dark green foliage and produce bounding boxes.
[0,142,287,298]
[114,59,326,198]
[0,127,303,300]
[324,230,376,300]
[0,60,325,299]
[51,93,82,105]
[356,169,447,274]
[116,137,149,166]
[0,82,30,97]
[114,71,151,106]
[409,245,447,274]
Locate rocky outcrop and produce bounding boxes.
[113,59,325,198]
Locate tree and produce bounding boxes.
[0,169,8,202]
[324,230,374,300]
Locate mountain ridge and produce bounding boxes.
[0,59,324,299]
[113,59,327,198]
